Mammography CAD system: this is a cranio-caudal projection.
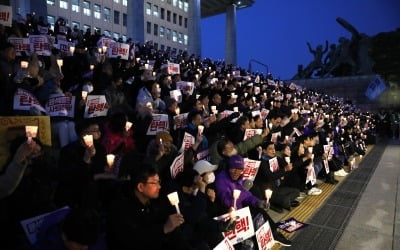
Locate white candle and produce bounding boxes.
[326,138,330,143]
[69,46,75,55]
[167,192,181,214]
[20,61,29,69]
[175,107,180,115]
[233,189,241,209]
[198,125,204,136]
[285,157,291,164]
[102,46,107,54]
[265,189,273,202]
[81,91,88,100]
[268,123,273,130]
[285,135,289,141]
[90,64,94,71]
[25,125,38,144]
[83,134,93,147]
[233,107,238,113]
[57,59,63,68]
[106,154,115,167]
[98,47,102,54]
[145,63,149,69]
[308,147,313,153]
[125,121,132,131]
[211,106,216,112]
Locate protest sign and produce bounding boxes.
[170,153,184,179]
[277,217,308,233]
[108,42,130,60]
[176,81,195,95]
[218,207,255,245]
[179,132,195,153]
[0,5,12,27]
[213,238,235,250]
[13,88,47,114]
[146,114,169,135]
[242,158,261,181]
[83,95,108,118]
[255,221,274,250]
[8,37,30,55]
[243,129,262,141]
[269,157,279,173]
[29,35,51,56]
[45,94,75,118]
[167,62,180,75]
[173,113,188,130]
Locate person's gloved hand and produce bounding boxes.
[256,200,270,210]
[218,218,236,232]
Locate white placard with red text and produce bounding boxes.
[243,129,262,141]
[269,157,279,173]
[57,40,75,57]
[8,37,30,55]
[306,165,316,185]
[29,35,51,56]
[45,94,75,118]
[242,158,261,181]
[0,5,12,27]
[146,114,169,135]
[260,109,269,120]
[108,42,130,60]
[255,221,275,250]
[271,132,281,143]
[176,81,194,95]
[167,63,180,75]
[218,207,255,245]
[179,132,195,153]
[83,95,108,118]
[13,88,47,114]
[170,152,184,179]
[173,113,188,130]
[170,89,182,103]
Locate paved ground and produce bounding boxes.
[285,139,400,249]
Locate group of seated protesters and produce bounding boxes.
[0,19,376,250]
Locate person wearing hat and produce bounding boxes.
[214,154,292,247]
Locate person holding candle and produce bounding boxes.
[253,142,300,212]
[214,155,292,246]
[107,165,190,250]
[55,119,108,208]
[104,72,134,116]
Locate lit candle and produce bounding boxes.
[81,91,88,100]
[285,157,290,164]
[83,134,93,147]
[125,121,132,131]
[90,64,94,71]
[233,107,239,113]
[167,192,181,214]
[25,125,38,144]
[57,59,63,68]
[268,123,273,130]
[308,147,313,153]
[106,154,115,167]
[152,71,156,77]
[69,46,75,55]
[175,107,180,115]
[233,189,241,209]
[20,61,29,69]
[145,64,149,69]
[98,47,102,54]
[265,189,273,203]
[102,46,107,54]
[198,125,204,136]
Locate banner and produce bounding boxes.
[170,152,184,179]
[217,207,255,245]
[269,157,279,173]
[146,114,169,135]
[8,37,30,55]
[173,113,188,130]
[83,95,108,118]
[242,158,261,181]
[45,94,75,118]
[365,76,387,100]
[29,35,51,56]
[179,132,195,153]
[0,5,12,27]
[20,206,70,245]
[108,42,130,60]
[176,81,195,95]
[167,63,180,75]
[255,221,274,250]
[277,217,308,233]
[0,116,51,171]
[243,129,262,141]
[13,88,47,114]
[213,238,235,250]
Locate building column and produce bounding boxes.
[225,4,237,65]
[188,0,201,57]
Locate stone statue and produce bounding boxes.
[302,40,329,78]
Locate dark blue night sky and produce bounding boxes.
[201,0,400,80]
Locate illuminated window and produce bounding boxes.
[83,24,91,32]
[113,32,119,40]
[166,28,171,40]
[153,5,158,17]
[184,34,188,45]
[47,15,55,30]
[172,30,177,42]
[173,0,177,7]
[146,2,151,15]
[60,0,68,9]
[104,8,111,22]
[83,1,91,16]
[160,26,165,37]
[94,4,101,19]
[122,0,127,6]
[178,0,183,9]
[104,30,111,37]
[47,0,55,6]
[178,32,183,44]
[183,1,188,12]
[72,0,80,12]
[113,0,119,3]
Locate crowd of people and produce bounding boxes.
[0,15,385,250]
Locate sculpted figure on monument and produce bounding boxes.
[302,40,329,78]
